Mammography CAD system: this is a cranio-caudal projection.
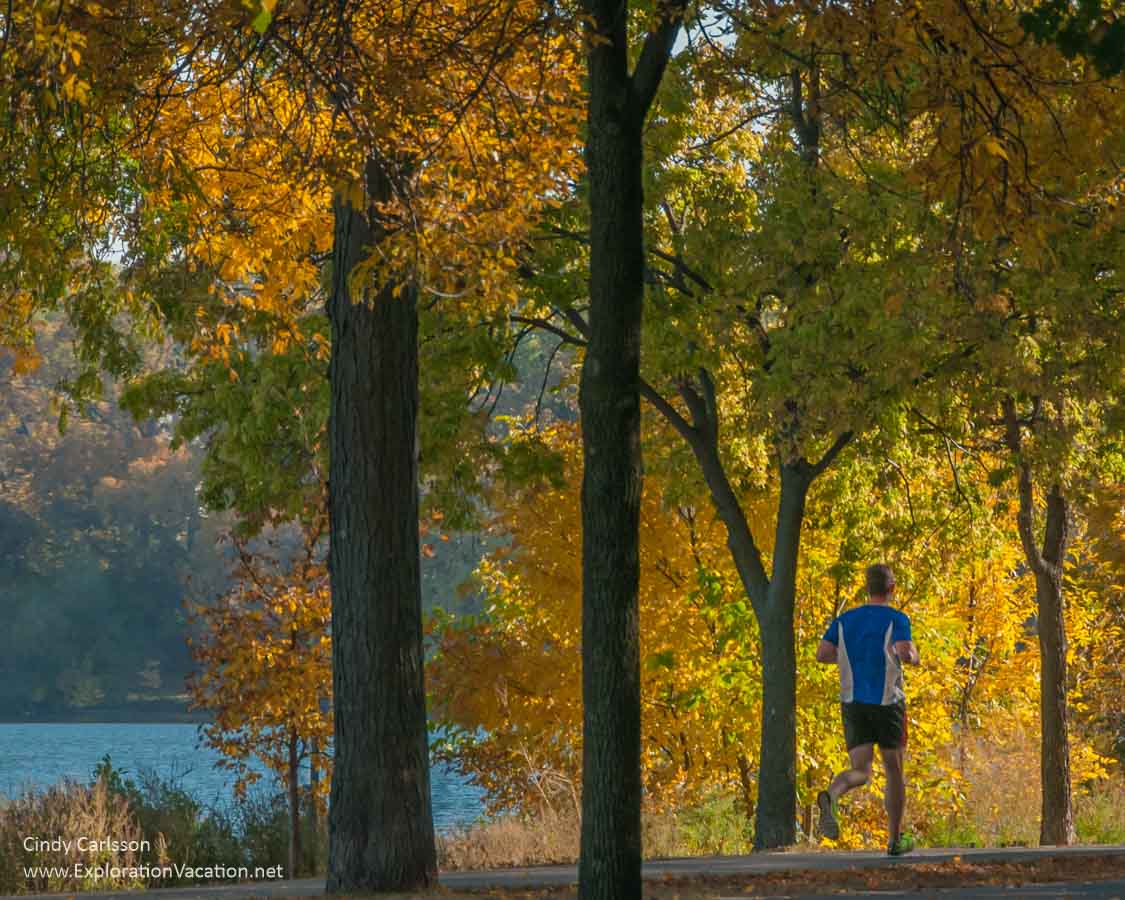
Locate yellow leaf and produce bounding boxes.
[981,139,1009,161]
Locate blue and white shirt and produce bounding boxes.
[822,604,912,705]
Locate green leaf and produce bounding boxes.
[251,5,272,34]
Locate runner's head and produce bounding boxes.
[866,563,895,601]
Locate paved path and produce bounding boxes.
[10,845,1125,899]
[770,881,1125,899]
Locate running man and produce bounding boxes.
[815,563,920,856]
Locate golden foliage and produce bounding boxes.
[428,424,1118,846]
[187,530,331,803]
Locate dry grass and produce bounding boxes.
[925,733,1125,848]
[1075,781,1125,843]
[437,739,1125,871]
[3,738,1121,895]
[436,800,756,873]
[0,778,148,894]
[950,735,1043,847]
[437,808,580,871]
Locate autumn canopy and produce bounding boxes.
[0,0,1123,897]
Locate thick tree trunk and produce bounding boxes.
[288,727,301,879]
[326,156,437,892]
[577,7,683,895]
[579,14,646,899]
[1036,487,1075,846]
[755,620,797,847]
[755,463,809,849]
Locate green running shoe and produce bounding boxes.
[887,832,915,856]
[816,790,840,840]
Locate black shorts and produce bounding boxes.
[841,700,908,750]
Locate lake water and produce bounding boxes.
[0,723,484,830]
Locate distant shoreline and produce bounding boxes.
[0,719,208,724]
[0,707,208,725]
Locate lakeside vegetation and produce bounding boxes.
[2,748,1123,895]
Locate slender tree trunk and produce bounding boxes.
[646,386,836,849]
[288,727,301,879]
[326,155,437,892]
[737,752,756,824]
[309,736,320,873]
[1035,487,1075,846]
[579,13,645,898]
[1004,402,1075,846]
[755,463,809,849]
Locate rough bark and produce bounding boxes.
[579,15,645,900]
[326,156,437,892]
[578,3,681,897]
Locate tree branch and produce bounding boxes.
[639,377,696,444]
[561,306,591,339]
[1002,396,1047,575]
[809,430,853,478]
[631,1,689,119]
[509,314,586,346]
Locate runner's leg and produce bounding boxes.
[829,743,874,800]
[880,745,906,843]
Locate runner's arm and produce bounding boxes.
[816,640,838,664]
[893,640,920,665]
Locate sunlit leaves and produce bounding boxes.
[187,533,332,802]
[428,422,1119,841]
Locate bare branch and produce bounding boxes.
[509,314,586,346]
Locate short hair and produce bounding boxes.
[866,564,895,596]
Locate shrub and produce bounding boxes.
[0,756,313,894]
[0,778,144,894]
[674,790,753,856]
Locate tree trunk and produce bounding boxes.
[577,6,683,895]
[755,463,809,849]
[693,427,805,849]
[656,397,822,849]
[288,727,301,879]
[756,599,798,849]
[1004,402,1075,847]
[736,752,755,826]
[1036,486,1075,846]
[579,13,646,898]
[309,736,320,873]
[326,155,437,892]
